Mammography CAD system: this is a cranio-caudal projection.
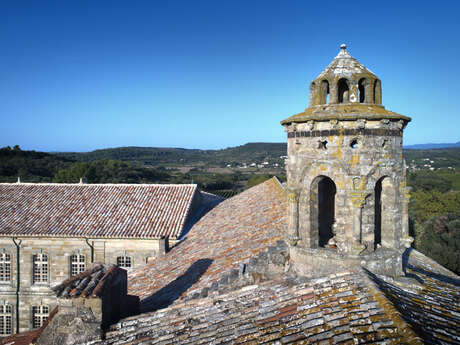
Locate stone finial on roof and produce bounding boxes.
[336,43,351,58]
[279,43,401,116]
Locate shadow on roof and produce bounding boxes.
[402,248,460,286]
[363,264,460,344]
[177,192,225,240]
[140,258,213,313]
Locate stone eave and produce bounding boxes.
[281,104,411,125]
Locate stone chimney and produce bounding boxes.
[36,264,139,345]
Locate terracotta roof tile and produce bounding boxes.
[82,258,460,344]
[0,183,198,239]
[98,272,406,345]
[366,250,460,344]
[127,177,287,311]
[52,263,123,298]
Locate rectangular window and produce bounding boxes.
[33,253,48,284]
[0,304,12,335]
[32,305,49,329]
[117,256,132,268]
[0,253,11,282]
[70,254,86,277]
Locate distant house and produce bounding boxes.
[0,182,222,334]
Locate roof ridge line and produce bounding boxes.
[359,270,423,344]
[270,176,286,195]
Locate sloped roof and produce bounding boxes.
[371,250,460,344]
[7,177,459,344]
[315,44,377,81]
[90,271,416,344]
[127,177,287,311]
[52,264,123,299]
[80,250,460,345]
[0,183,198,239]
[115,178,458,344]
[280,44,411,125]
[280,103,411,125]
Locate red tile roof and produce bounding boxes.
[52,263,123,299]
[0,183,198,239]
[100,272,410,344]
[83,250,460,345]
[127,177,287,310]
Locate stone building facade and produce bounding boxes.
[281,44,413,277]
[0,183,220,334]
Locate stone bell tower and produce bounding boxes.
[281,44,413,277]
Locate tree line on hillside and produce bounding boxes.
[0,145,72,182]
[55,143,288,168]
[0,146,171,184]
[408,170,460,274]
[0,146,283,196]
[56,144,460,170]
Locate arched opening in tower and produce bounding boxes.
[374,176,395,249]
[374,79,382,104]
[374,179,382,249]
[358,78,366,103]
[320,80,330,104]
[338,78,349,103]
[317,177,336,247]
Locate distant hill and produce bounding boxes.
[55,142,460,169]
[55,146,209,165]
[55,143,288,167]
[404,147,460,169]
[0,146,173,184]
[3,142,459,185]
[404,142,460,150]
[0,146,74,182]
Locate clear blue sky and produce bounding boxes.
[1,1,459,152]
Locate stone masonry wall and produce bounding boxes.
[284,118,410,255]
[0,236,165,333]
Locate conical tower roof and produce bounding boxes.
[315,44,377,81]
[281,44,411,125]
